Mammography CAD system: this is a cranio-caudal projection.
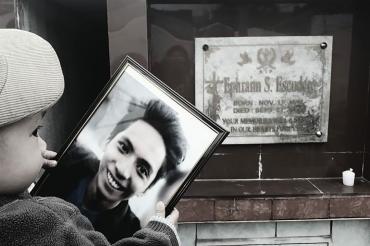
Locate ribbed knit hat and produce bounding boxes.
[0,29,64,127]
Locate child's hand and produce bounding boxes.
[42,150,58,169]
[155,201,179,227]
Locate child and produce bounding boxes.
[0,29,180,246]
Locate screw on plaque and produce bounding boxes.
[202,44,209,51]
[320,42,327,49]
[315,130,322,137]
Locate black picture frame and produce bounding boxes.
[32,56,228,238]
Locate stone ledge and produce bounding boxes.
[178,196,370,222]
[177,178,370,222]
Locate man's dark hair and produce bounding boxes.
[108,99,187,188]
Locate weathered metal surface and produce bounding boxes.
[195,36,333,144]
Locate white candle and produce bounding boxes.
[342,168,355,186]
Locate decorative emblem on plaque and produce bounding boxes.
[257,48,276,73]
[195,36,333,144]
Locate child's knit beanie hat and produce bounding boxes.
[0,29,64,127]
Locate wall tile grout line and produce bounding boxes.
[195,223,198,245]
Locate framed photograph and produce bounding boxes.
[32,56,228,242]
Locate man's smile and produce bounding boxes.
[106,169,125,191]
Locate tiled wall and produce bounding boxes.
[178,220,370,246]
[146,2,370,180]
[107,0,148,72]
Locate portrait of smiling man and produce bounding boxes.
[91,118,166,207]
[40,99,187,243]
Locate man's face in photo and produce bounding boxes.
[96,120,166,203]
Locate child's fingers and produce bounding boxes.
[41,150,57,169]
[42,150,57,160]
[154,202,178,227]
[42,159,58,169]
[166,208,179,226]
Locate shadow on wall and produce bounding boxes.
[15,0,110,151]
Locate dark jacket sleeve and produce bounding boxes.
[0,196,179,246]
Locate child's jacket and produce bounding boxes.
[0,192,179,245]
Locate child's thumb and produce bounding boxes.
[155,201,166,218]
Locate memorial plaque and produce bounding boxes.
[195,36,333,144]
